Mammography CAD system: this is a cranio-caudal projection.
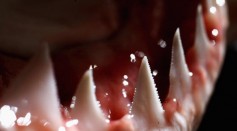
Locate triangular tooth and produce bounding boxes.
[168,28,191,100]
[70,69,107,131]
[194,5,211,63]
[0,44,64,130]
[131,56,165,130]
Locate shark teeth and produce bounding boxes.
[131,56,165,130]
[0,44,64,130]
[70,69,107,131]
[168,28,191,101]
[0,4,226,131]
[194,5,211,64]
[192,4,215,114]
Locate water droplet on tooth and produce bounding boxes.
[168,28,191,101]
[194,5,211,64]
[131,56,165,130]
[209,6,217,14]
[0,44,64,130]
[216,0,225,6]
[70,69,107,131]
[0,105,17,129]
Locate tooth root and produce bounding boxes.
[195,5,211,63]
[168,28,191,100]
[0,44,64,129]
[131,56,165,129]
[70,69,107,131]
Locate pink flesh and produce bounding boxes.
[51,0,222,121]
[0,0,224,123]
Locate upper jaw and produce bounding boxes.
[0,0,229,131]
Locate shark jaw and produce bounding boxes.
[0,0,229,131]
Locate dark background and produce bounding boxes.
[198,0,237,131]
[197,43,237,130]
[198,0,237,130]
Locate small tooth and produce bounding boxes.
[0,44,64,129]
[70,69,107,131]
[194,5,211,64]
[168,28,191,100]
[131,56,165,129]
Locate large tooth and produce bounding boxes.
[194,5,211,64]
[70,69,107,131]
[193,5,215,114]
[131,56,165,130]
[0,44,64,130]
[168,28,191,100]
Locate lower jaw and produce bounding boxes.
[0,1,228,131]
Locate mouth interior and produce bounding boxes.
[48,0,220,121]
[0,0,224,125]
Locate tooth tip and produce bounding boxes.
[132,56,165,129]
[142,56,148,65]
[141,56,152,75]
[75,69,94,96]
[197,4,202,11]
[71,69,107,130]
[175,28,180,35]
[174,28,182,47]
[195,4,210,62]
[83,69,93,83]
[169,28,191,100]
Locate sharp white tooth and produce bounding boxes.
[195,5,211,64]
[131,56,165,130]
[70,69,107,131]
[0,44,64,130]
[168,28,191,100]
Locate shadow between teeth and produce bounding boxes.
[0,4,215,131]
